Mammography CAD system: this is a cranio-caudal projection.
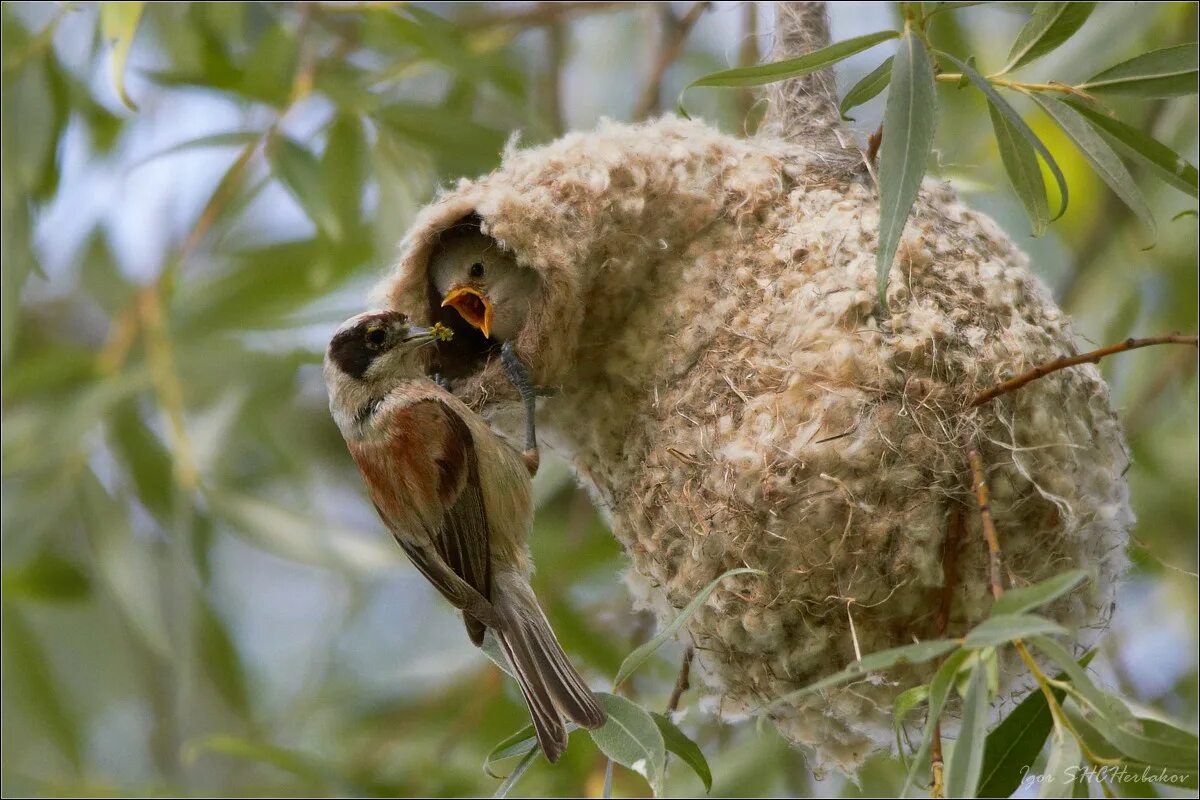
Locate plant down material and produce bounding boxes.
[374,116,1131,770]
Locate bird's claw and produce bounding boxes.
[500,342,542,475]
[431,372,453,392]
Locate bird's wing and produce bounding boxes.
[353,397,493,643]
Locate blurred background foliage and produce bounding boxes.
[0,2,1196,797]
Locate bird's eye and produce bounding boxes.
[365,326,387,349]
[468,262,484,279]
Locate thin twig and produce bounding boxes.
[970,335,1199,408]
[738,1,760,129]
[968,450,1004,600]
[540,4,568,136]
[458,1,628,30]
[633,2,709,121]
[665,646,695,716]
[930,721,946,798]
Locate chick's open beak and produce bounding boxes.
[441,285,494,339]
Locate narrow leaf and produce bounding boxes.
[651,713,712,793]
[902,648,973,795]
[1002,2,1095,73]
[989,100,1049,236]
[876,30,937,308]
[266,135,344,241]
[614,567,763,689]
[991,570,1088,617]
[132,130,262,170]
[590,693,667,796]
[493,747,538,798]
[977,650,1096,798]
[2,551,91,603]
[196,594,251,716]
[684,30,899,89]
[944,52,1069,219]
[1080,42,1199,98]
[945,661,989,798]
[184,735,339,789]
[1030,96,1156,239]
[964,613,1066,647]
[1065,99,1198,198]
[779,639,959,701]
[1038,721,1083,798]
[99,1,146,110]
[840,57,894,121]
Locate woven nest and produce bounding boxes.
[374,116,1131,770]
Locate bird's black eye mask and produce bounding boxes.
[330,318,404,380]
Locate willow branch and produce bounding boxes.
[970,335,1199,408]
[459,1,627,30]
[968,450,1005,600]
[665,645,695,715]
[758,2,840,146]
[633,2,709,121]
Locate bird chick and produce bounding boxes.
[324,310,605,763]
[430,220,547,475]
[429,221,540,342]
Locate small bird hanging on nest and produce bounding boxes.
[323,310,606,762]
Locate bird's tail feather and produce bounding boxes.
[495,586,607,762]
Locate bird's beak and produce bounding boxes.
[403,324,437,343]
[441,285,494,339]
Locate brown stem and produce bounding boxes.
[930,721,946,798]
[665,646,695,715]
[738,1,760,130]
[540,5,568,136]
[968,450,1004,601]
[633,2,709,121]
[970,335,1199,408]
[458,1,628,30]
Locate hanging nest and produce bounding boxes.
[373,116,1131,770]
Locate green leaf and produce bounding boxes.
[1001,2,1095,73]
[196,593,251,717]
[108,399,174,520]
[99,1,146,110]
[1062,705,1199,790]
[926,1,989,15]
[945,660,989,798]
[902,648,974,795]
[893,684,931,770]
[1079,43,1199,98]
[1039,720,1083,798]
[2,551,91,603]
[492,747,539,798]
[1065,99,1198,198]
[1032,636,1198,769]
[991,570,1088,617]
[876,30,937,307]
[943,52,1069,219]
[373,102,507,178]
[989,99,1049,236]
[131,130,262,169]
[80,468,171,658]
[781,639,960,701]
[679,30,900,114]
[267,135,344,242]
[651,712,712,793]
[321,114,366,245]
[0,601,83,771]
[1030,96,1156,239]
[590,693,667,796]
[484,724,539,778]
[977,650,1096,798]
[840,56,893,121]
[964,613,1066,647]
[614,567,762,689]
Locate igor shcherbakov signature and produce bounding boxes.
[1021,764,1190,787]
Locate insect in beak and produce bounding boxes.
[441,285,493,339]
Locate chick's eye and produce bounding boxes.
[365,327,387,348]
[468,262,484,279]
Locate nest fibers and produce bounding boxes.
[374,116,1131,770]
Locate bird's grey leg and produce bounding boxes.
[500,341,541,476]
[431,372,453,392]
